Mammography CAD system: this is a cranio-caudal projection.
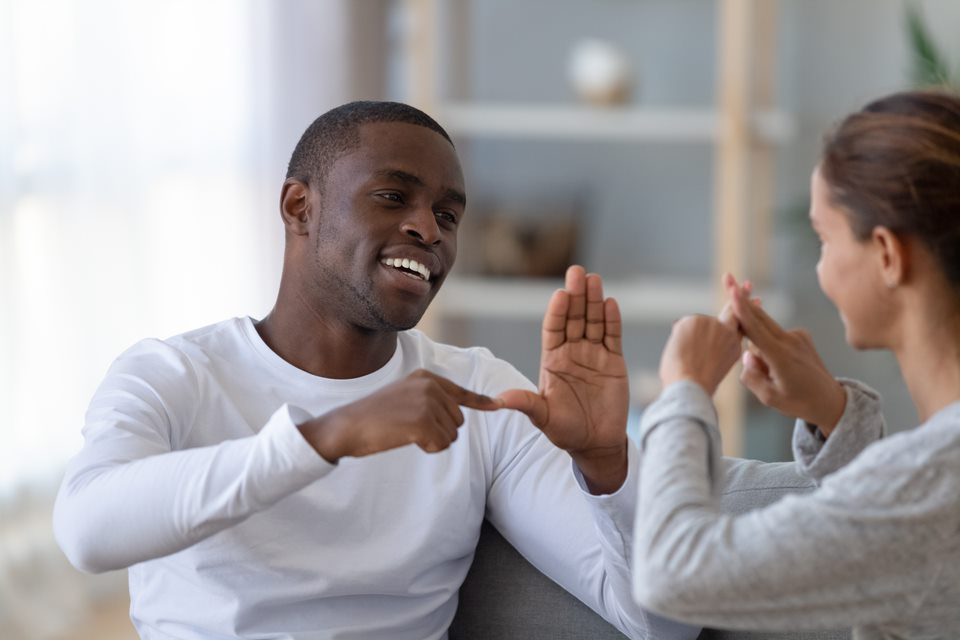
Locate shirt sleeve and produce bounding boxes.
[481,369,700,640]
[53,341,334,574]
[632,380,951,631]
[792,378,885,483]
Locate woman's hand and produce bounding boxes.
[658,310,743,396]
[727,275,846,436]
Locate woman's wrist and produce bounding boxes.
[811,380,846,438]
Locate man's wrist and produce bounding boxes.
[570,443,629,495]
[298,413,345,463]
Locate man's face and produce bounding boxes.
[301,121,465,331]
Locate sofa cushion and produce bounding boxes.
[450,458,852,640]
[450,519,628,639]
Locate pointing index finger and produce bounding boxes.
[435,375,504,411]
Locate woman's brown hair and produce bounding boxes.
[820,90,960,288]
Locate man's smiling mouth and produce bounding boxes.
[381,257,432,282]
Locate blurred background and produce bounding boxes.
[2,0,959,637]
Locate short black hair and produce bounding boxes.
[285,101,454,191]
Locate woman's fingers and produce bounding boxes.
[740,350,777,406]
[718,300,738,331]
[745,343,771,376]
[730,285,786,351]
[719,273,755,332]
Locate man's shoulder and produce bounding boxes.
[113,317,249,374]
[400,328,496,361]
[166,317,248,349]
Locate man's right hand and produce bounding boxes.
[297,369,504,462]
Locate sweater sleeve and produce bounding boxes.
[53,341,334,574]
[482,369,699,640]
[792,378,885,483]
[632,380,952,631]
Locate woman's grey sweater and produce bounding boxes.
[632,379,960,639]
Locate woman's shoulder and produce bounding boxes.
[820,408,960,516]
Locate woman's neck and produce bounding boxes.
[894,300,960,423]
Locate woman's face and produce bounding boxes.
[811,168,891,349]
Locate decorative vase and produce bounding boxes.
[567,39,633,106]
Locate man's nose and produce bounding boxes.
[400,206,441,246]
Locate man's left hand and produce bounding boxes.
[498,265,629,494]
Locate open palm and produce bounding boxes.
[499,266,629,455]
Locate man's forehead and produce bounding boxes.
[356,120,447,145]
[346,123,463,181]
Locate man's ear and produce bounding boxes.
[280,179,313,235]
[871,226,907,288]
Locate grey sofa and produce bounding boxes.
[450,458,851,640]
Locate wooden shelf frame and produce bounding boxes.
[405,0,787,456]
[433,276,792,324]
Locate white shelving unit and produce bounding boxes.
[405,0,790,456]
[434,103,796,143]
[434,276,792,324]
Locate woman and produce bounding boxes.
[632,90,960,638]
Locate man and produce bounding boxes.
[54,102,694,639]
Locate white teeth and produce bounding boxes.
[381,257,432,282]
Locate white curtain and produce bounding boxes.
[0,0,367,635]
[0,0,276,498]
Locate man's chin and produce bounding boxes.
[395,309,430,332]
[357,284,436,332]
[392,289,440,331]
[376,303,432,332]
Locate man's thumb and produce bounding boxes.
[496,389,548,427]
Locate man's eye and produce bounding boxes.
[435,210,458,225]
[378,192,403,203]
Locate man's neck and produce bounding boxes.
[254,305,399,379]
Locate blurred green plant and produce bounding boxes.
[905,1,955,87]
[781,1,958,244]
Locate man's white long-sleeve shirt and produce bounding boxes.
[54,317,687,639]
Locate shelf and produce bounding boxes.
[436,102,796,143]
[433,275,792,323]
[407,0,788,455]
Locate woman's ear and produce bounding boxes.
[871,226,907,289]
[280,178,312,235]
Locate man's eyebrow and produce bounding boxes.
[443,188,467,207]
[376,169,466,206]
[377,169,425,186]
